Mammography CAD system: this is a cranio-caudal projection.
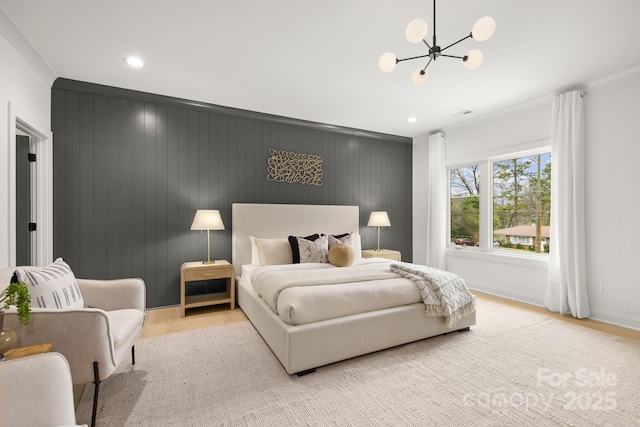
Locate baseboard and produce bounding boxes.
[466,280,544,307]
[589,308,640,332]
[468,281,640,332]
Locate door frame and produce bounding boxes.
[7,101,53,267]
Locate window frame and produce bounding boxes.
[446,141,551,260]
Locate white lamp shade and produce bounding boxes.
[463,49,483,69]
[379,52,397,72]
[411,68,428,85]
[368,211,391,227]
[406,18,428,44]
[471,16,496,42]
[190,210,225,230]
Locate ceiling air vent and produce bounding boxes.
[452,110,473,117]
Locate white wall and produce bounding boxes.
[584,67,640,329]
[413,67,640,330]
[0,29,53,268]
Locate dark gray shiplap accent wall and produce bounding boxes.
[51,78,413,308]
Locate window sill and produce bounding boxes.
[446,246,549,269]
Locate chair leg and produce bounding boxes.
[91,361,100,427]
[131,345,136,366]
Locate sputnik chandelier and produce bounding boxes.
[379,0,496,85]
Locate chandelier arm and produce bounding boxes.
[422,39,432,50]
[441,34,472,52]
[440,54,466,60]
[397,53,432,63]
[422,57,433,71]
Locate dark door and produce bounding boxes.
[16,135,32,266]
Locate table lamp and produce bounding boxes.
[191,209,225,264]
[368,211,391,251]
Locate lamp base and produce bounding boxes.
[202,260,216,265]
[374,248,385,252]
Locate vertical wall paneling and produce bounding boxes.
[65,91,80,267]
[93,96,108,279]
[51,79,413,308]
[106,97,121,279]
[51,89,66,258]
[131,101,146,284]
[119,99,134,278]
[165,106,180,302]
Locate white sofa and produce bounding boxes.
[0,266,146,427]
[0,352,86,426]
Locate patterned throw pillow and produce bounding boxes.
[328,232,356,249]
[15,258,84,309]
[297,235,329,263]
[288,234,320,263]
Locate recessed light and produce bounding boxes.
[125,56,144,68]
[406,117,417,123]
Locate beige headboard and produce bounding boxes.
[231,203,359,272]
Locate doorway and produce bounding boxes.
[10,114,51,268]
[15,133,35,266]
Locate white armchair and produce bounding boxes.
[0,352,86,427]
[0,267,146,427]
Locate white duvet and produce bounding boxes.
[249,259,421,325]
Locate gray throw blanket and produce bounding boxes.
[390,263,475,327]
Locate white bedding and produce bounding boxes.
[233,203,476,375]
[247,259,422,325]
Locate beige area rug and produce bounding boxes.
[76,300,640,426]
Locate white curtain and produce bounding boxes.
[425,132,447,270]
[544,90,590,318]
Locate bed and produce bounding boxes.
[232,203,475,375]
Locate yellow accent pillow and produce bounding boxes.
[328,243,354,267]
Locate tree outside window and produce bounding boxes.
[492,153,551,253]
[450,165,480,245]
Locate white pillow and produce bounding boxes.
[297,235,329,263]
[254,238,293,265]
[15,258,84,309]
[354,233,362,260]
[249,236,260,265]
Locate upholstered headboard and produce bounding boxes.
[231,203,359,273]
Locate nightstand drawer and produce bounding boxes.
[183,266,232,281]
[361,249,401,261]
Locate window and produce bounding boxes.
[493,153,551,253]
[450,165,480,247]
[448,147,551,255]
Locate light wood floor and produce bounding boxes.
[141,290,640,342]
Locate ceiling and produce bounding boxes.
[3,0,640,138]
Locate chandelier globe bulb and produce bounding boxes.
[406,18,428,44]
[411,68,428,85]
[463,49,483,69]
[379,52,397,72]
[471,16,496,42]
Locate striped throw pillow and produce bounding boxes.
[15,258,84,309]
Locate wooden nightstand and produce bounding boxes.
[361,249,401,261]
[180,260,235,317]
